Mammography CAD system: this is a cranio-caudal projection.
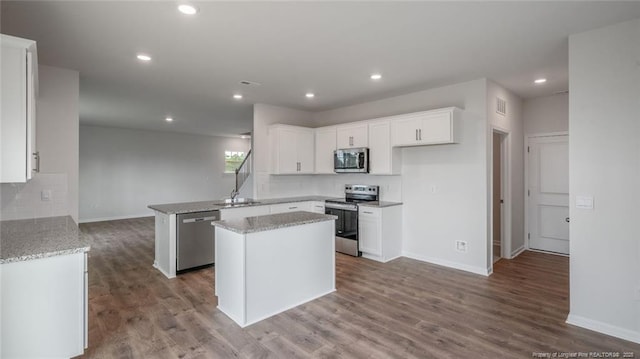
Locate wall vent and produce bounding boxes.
[239,80,262,86]
[496,97,506,116]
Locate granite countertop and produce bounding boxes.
[0,216,90,264]
[212,211,338,235]
[358,201,403,208]
[148,196,341,215]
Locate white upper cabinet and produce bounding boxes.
[1,34,38,183]
[269,124,314,174]
[391,107,461,147]
[314,126,336,174]
[336,123,368,149]
[368,121,400,175]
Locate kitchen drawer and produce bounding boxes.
[358,206,381,218]
[270,201,312,214]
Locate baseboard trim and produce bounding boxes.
[566,313,640,344]
[510,245,526,259]
[79,213,153,223]
[402,251,490,276]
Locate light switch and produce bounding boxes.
[575,195,594,210]
[41,189,52,201]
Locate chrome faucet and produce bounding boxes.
[230,188,240,202]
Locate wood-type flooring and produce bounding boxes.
[78,217,640,358]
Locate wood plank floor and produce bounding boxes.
[78,217,640,358]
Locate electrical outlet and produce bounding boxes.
[41,189,51,201]
[455,240,468,252]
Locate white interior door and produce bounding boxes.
[527,135,569,254]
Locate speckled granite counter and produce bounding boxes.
[358,201,402,208]
[148,196,341,215]
[213,211,337,234]
[0,216,90,264]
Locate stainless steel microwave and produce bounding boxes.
[334,148,369,173]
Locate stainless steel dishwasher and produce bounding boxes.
[177,210,219,272]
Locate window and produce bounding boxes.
[225,151,246,173]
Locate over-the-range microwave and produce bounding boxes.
[334,147,369,173]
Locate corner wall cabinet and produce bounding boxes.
[336,123,368,149]
[368,120,401,175]
[314,126,337,174]
[358,205,402,262]
[269,124,314,175]
[1,34,38,183]
[391,107,461,147]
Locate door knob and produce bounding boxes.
[565,217,570,223]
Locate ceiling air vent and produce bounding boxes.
[239,80,261,87]
[496,97,506,116]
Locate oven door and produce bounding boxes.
[325,207,360,256]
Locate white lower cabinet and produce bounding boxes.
[1,252,87,358]
[270,201,312,214]
[220,205,271,220]
[358,205,402,262]
[310,201,325,214]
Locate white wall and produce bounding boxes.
[523,93,569,135]
[313,79,491,275]
[1,65,79,222]
[487,81,525,261]
[79,125,250,222]
[567,18,640,343]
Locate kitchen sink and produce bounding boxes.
[214,198,261,207]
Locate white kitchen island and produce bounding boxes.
[213,211,336,327]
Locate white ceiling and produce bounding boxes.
[2,1,640,136]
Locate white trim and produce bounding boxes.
[402,251,490,276]
[489,127,511,275]
[510,245,526,259]
[79,213,153,223]
[152,262,175,279]
[566,314,640,344]
[527,248,569,257]
[526,131,569,138]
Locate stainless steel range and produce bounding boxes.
[325,184,379,256]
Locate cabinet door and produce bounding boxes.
[1,43,28,183]
[310,201,325,214]
[314,127,336,174]
[336,124,368,148]
[369,121,391,175]
[296,128,315,174]
[391,117,421,147]
[220,205,270,220]
[358,210,381,256]
[420,111,453,144]
[274,127,299,174]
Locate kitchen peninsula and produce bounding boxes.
[213,211,336,327]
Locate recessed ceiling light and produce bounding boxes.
[240,135,249,139]
[136,54,152,62]
[233,94,243,100]
[305,93,315,98]
[178,4,198,15]
[370,73,382,80]
[165,117,173,122]
[534,78,547,84]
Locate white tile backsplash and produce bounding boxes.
[0,173,69,220]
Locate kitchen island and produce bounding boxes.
[213,211,336,327]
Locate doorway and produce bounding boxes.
[492,132,506,263]
[525,134,569,255]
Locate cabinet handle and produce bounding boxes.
[363,211,374,214]
[419,129,422,141]
[415,129,418,141]
[33,152,40,173]
[289,206,298,210]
